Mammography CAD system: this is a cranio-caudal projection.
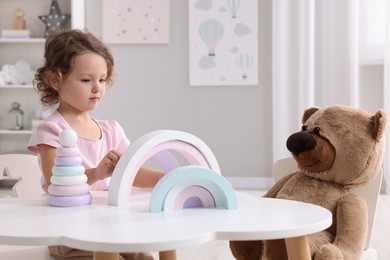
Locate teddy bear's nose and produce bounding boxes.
[286,131,317,156]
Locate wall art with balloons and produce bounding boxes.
[102,0,170,44]
[189,0,258,86]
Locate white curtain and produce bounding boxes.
[384,0,390,194]
[272,0,390,193]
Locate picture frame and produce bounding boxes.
[102,0,170,44]
[189,0,258,86]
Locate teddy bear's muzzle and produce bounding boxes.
[286,131,316,156]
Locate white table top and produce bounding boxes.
[0,190,332,253]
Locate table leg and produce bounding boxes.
[159,250,177,260]
[285,236,311,260]
[93,252,120,260]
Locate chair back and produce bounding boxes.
[273,157,382,249]
[0,154,43,198]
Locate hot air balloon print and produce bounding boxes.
[198,19,225,56]
[236,53,253,79]
[227,0,241,18]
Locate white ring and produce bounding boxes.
[51,174,88,186]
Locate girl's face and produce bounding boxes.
[57,52,108,113]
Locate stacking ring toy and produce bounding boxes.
[48,193,92,207]
[55,156,83,166]
[48,184,90,196]
[52,165,85,176]
[51,174,87,186]
[56,147,80,157]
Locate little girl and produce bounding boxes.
[27,29,160,260]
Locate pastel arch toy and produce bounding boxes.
[149,165,237,212]
[108,130,221,205]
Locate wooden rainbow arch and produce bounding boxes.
[107,130,235,207]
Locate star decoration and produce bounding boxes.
[39,0,71,38]
[1,167,21,198]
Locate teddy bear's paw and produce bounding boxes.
[314,243,343,260]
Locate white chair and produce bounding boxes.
[0,154,52,259]
[0,154,43,198]
[273,157,381,260]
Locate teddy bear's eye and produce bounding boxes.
[301,125,308,131]
[313,126,321,134]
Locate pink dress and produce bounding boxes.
[27,110,130,191]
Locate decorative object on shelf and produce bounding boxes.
[35,106,53,120]
[0,29,31,39]
[7,102,24,130]
[0,60,35,85]
[13,8,26,30]
[102,0,170,44]
[0,8,30,38]
[32,106,54,130]
[189,0,258,86]
[39,0,71,38]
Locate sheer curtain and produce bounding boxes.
[384,0,390,193]
[272,0,390,193]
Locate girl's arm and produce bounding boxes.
[133,167,164,187]
[40,145,162,187]
[39,144,57,186]
[39,144,122,186]
[86,150,122,184]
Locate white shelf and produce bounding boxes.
[0,38,45,44]
[0,129,33,135]
[0,85,34,89]
[0,0,85,154]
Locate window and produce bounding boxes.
[359,0,386,63]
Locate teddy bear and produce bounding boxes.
[230,105,387,260]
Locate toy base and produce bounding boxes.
[48,193,92,207]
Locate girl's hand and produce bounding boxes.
[95,150,122,180]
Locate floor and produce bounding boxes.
[153,192,390,260]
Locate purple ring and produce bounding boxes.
[48,193,92,207]
[55,156,83,166]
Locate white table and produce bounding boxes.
[0,189,332,260]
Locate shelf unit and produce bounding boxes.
[0,130,33,134]
[0,0,85,154]
[0,38,45,43]
[0,85,34,89]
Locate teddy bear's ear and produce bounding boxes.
[372,109,387,140]
[302,106,321,124]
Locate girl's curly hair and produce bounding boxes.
[34,29,115,106]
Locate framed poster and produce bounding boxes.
[189,0,258,86]
[102,0,170,44]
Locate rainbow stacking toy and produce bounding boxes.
[107,130,237,212]
[47,129,92,207]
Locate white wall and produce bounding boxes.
[84,1,384,189]
[86,0,274,188]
